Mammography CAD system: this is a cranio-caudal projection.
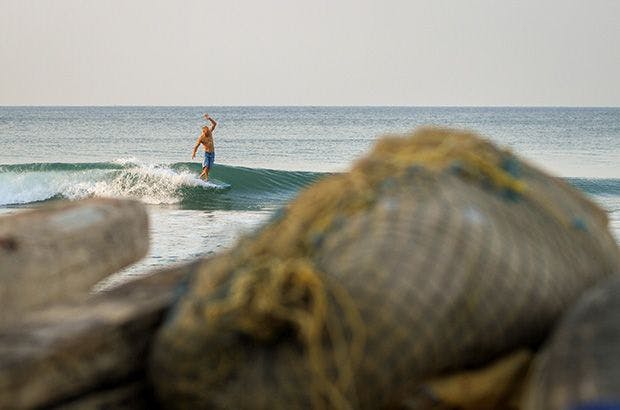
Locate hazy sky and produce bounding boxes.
[1,0,619,106]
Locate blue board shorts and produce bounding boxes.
[203,152,215,170]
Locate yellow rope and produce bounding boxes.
[204,256,364,409]
[198,128,595,408]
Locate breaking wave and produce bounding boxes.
[0,162,616,213]
[0,161,325,210]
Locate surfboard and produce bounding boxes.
[193,178,231,190]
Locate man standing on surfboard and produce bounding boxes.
[192,113,217,181]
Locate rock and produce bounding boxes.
[50,381,151,410]
[0,260,196,409]
[0,198,149,323]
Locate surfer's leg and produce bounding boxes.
[203,152,213,181]
[199,167,207,180]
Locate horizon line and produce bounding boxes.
[1,104,619,109]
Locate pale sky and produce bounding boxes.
[1,0,619,106]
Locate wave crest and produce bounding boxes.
[5,162,613,211]
[0,161,323,210]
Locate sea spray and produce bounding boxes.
[0,161,324,210]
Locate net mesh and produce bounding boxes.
[150,128,619,409]
[524,274,620,410]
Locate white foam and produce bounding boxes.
[0,163,205,206]
[111,157,140,166]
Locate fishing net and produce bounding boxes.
[150,128,620,409]
[523,274,620,410]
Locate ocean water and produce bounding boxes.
[0,106,618,287]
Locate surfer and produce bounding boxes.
[192,113,217,180]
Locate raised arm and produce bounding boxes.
[207,116,217,132]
